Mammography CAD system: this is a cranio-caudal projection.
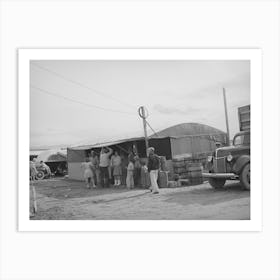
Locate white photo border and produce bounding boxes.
[18,48,262,232]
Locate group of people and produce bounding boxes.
[81,147,118,189]
[81,146,161,194]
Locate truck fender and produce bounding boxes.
[233,155,250,174]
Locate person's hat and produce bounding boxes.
[147,147,155,153]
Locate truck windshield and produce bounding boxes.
[233,133,250,146]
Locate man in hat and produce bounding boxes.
[147,147,160,194]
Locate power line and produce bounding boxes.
[30,62,136,111]
[30,85,135,116]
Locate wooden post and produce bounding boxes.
[138,106,149,156]
[223,88,230,145]
[30,180,37,216]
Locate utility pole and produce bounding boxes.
[138,106,149,156]
[223,87,230,145]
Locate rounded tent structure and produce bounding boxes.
[153,123,226,138]
[149,123,227,160]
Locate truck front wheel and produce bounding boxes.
[240,163,250,190]
[208,178,226,189]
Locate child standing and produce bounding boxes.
[111,151,122,187]
[81,158,95,189]
[126,160,134,189]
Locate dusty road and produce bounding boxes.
[31,179,250,220]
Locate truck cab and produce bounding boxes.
[203,105,250,190]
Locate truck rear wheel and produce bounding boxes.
[208,178,226,189]
[240,163,250,190]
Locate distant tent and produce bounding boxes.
[36,149,67,163]
[29,150,43,161]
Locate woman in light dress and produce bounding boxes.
[111,151,122,186]
[81,158,96,189]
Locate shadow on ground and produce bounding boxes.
[164,182,250,206]
[33,178,144,200]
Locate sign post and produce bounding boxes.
[138,106,149,156]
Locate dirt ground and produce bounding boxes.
[30,178,250,220]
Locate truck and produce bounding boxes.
[203,105,250,190]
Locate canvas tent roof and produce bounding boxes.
[68,123,227,151]
[69,129,145,148]
[70,136,145,150]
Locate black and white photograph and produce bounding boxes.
[28,57,251,221]
[2,1,280,280]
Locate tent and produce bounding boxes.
[36,149,67,163]
[67,123,227,180]
[29,150,44,161]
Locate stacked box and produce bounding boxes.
[172,158,187,180]
[167,180,182,188]
[172,155,204,184]
[172,155,192,180]
[186,163,203,185]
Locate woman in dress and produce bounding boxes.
[111,151,122,186]
[81,158,95,189]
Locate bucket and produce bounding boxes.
[187,163,203,185]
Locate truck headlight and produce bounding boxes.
[207,156,213,162]
[227,154,233,162]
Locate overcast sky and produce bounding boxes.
[30,60,250,149]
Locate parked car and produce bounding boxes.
[35,164,52,180]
